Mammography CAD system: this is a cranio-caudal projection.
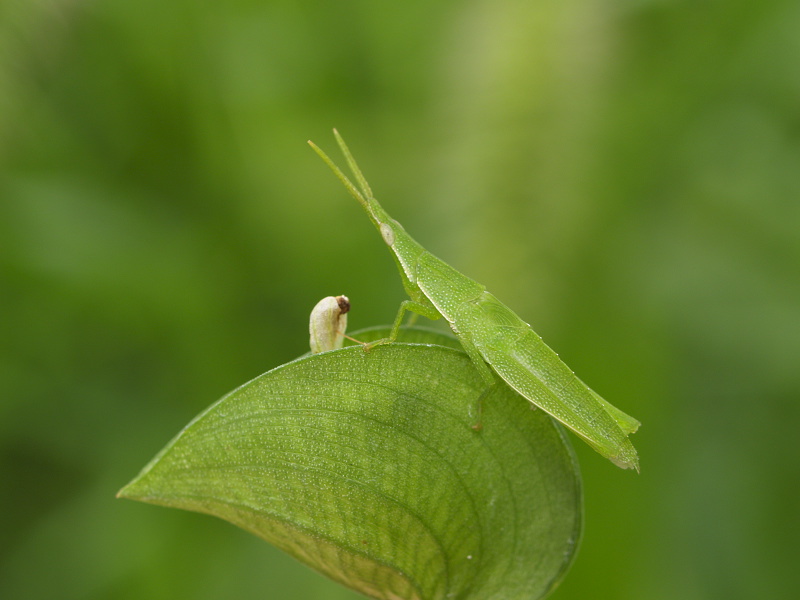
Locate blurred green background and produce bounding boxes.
[2,1,798,599]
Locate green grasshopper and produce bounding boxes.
[308,131,640,470]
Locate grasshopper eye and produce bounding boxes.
[380,223,395,246]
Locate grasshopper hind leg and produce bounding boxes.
[457,332,498,430]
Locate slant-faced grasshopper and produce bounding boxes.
[308,131,640,470]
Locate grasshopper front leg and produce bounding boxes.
[362,299,441,351]
[389,300,441,340]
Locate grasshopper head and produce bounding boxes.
[309,130,400,242]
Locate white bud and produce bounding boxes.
[309,295,350,353]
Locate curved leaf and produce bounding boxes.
[119,328,582,600]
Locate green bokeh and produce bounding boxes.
[1,1,798,599]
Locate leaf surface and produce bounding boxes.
[119,328,582,600]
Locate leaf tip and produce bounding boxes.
[116,474,149,501]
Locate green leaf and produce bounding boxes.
[118,328,582,600]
